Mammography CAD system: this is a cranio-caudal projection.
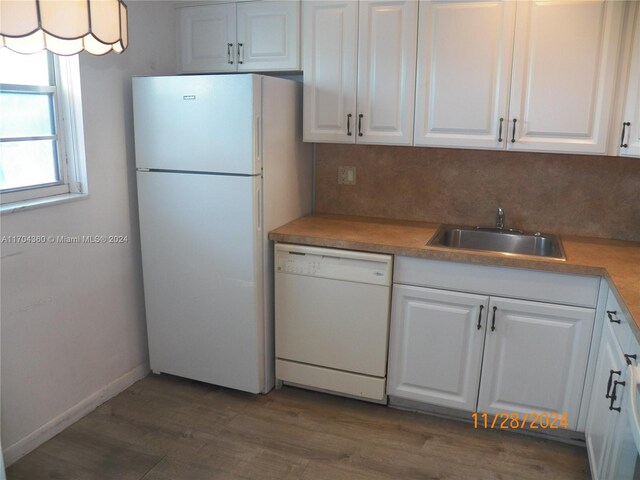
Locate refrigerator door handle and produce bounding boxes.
[255,116,261,171]
[257,187,262,232]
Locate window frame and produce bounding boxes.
[0,52,87,207]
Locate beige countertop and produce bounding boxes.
[269,213,640,337]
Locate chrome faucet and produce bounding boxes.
[496,207,505,229]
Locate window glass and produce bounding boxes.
[0,50,61,195]
[0,50,51,86]
[0,92,56,138]
[0,50,86,207]
[0,140,59,190]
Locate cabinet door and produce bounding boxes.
[600,308,639,479]
[237,0,300,72]
[302,1,358,143]
[603,367,636,480]
[387,285,489,411]
[356,0,418,145]
[507,0,624,154]
[586,321,626,480]
[178,4,237,74]
[619,6,640,157]
[477,297,595,430]
[414,0,516,149]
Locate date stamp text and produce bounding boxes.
[472,412,569,429]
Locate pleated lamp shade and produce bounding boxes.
[0,0,128,55]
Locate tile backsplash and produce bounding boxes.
[315,144,640,242]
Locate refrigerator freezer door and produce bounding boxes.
[133,75,261,174]
[137,170,264,393]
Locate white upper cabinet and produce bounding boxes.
[178,1,300,74]
[413,0,625,154]
[619,4,640,157]
[302,1,358,143]
[356,0,418,145]
[236,1,300,72]
[414,1,516,149]
[179,3,236,73]
[303,0,628,153]
[508,0,624,154]
[303,0,418,144]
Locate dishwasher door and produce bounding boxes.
[274,244,393,400]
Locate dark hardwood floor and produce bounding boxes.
[7,374,591,479]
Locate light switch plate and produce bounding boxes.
[338,166,356,185]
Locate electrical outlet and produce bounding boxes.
[338,166,356,185]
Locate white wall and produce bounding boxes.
[0,0,177,465]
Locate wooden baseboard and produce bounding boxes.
[3,362,149,467]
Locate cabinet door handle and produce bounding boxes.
[511,118,517,143]
[227,43,234,64]
[607,369,622,399]
[237,43,244,64]
[621,122,631,148]
[610,380,626,412]
[358,114,363,137]
[625,354,637,366]
[347,114,352,136]
[498,117,504,143]
[477,305,484,330]
[607,310,621,324]
[490,306,497,332]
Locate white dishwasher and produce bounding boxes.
[274,243,393,402]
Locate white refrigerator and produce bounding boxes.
[132,74,312,394]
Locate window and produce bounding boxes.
[0,49,86,207]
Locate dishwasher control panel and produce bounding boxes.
[275,243,392,286]
[278,253,321,276]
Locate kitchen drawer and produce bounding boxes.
[605,290,634,355]
[394,257,600,308]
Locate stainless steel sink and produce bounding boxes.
[427,225,566,261]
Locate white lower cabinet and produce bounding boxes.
[388,285,488,411]
[586,320,624,479]
[477,297,594,430]
[586,291,640,479]
[388,257,598,430]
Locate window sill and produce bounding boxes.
[0,192,88,215]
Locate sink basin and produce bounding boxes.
[427,225,566,261]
